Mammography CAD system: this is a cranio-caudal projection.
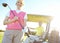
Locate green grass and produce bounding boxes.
[0,32,4,43]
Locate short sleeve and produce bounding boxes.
[24,13,27,20]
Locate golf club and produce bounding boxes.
[2,3,12,10]
[2,3,33,40]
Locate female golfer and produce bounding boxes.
[2,0,27,43]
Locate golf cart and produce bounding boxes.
[23,14,52,43]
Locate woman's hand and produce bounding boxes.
[9,16,18,23]
[13,16,18,21]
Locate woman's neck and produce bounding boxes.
[17,7,21,10]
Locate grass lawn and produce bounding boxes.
[0,32,4,43]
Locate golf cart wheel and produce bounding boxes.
[48,30,59,43]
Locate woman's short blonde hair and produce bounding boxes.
[17,0,23,2]
[16,0,24,5]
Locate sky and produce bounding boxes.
[0,0,60,32]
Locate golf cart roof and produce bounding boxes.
[27,14,53,23]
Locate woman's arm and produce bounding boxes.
[24,13,27,27]
[3,16,18,25]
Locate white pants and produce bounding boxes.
[2,30,23,43]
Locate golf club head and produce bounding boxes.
[2,3,8,7]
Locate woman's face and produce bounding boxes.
[16,1,23,8]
